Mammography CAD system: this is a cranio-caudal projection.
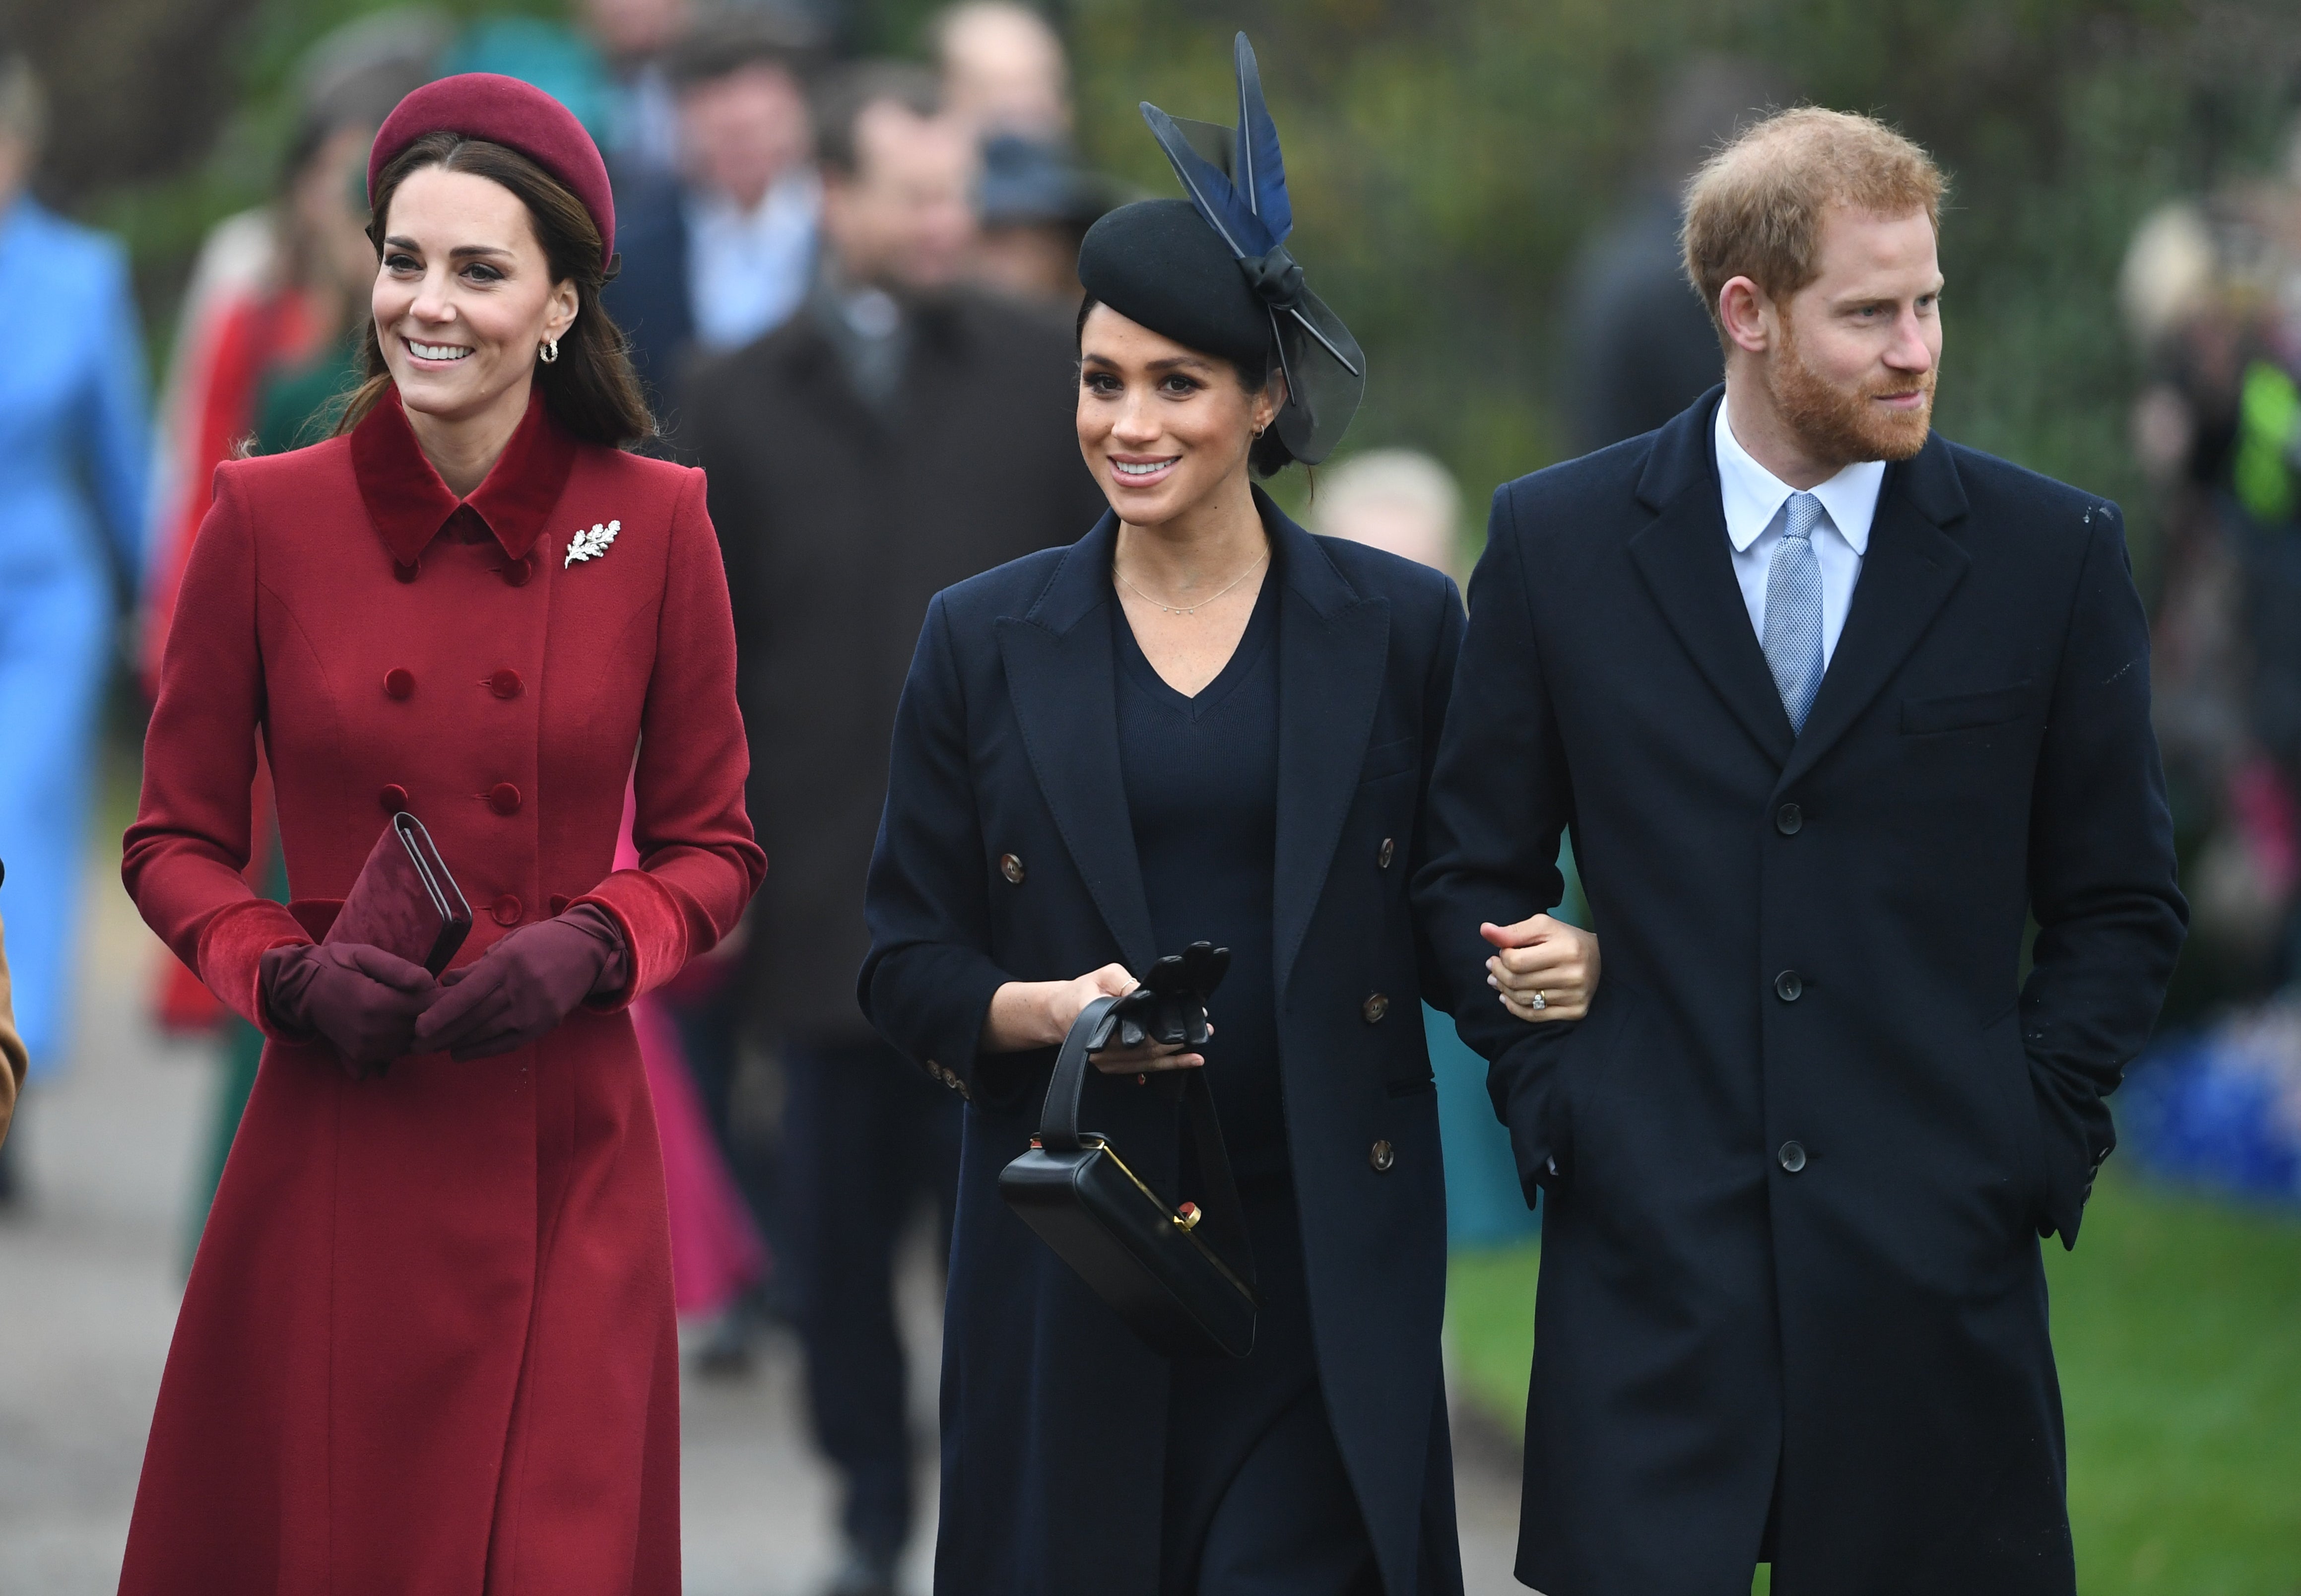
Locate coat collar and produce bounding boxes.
[1630,385,1972,780]
[998,490,1390,993]
[349,386,578,567]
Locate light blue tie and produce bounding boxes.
[1763,492,1826,733]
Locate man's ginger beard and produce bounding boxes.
[1764,309,1936,468]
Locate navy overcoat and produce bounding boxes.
[861,500,1467,1596]
[1415,390,2187,1596]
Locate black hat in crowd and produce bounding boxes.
[1076,33,1364,465]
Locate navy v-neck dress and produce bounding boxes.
[1113,564,1381,1595]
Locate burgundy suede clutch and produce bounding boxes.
[323,812,472,976]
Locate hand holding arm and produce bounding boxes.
[1482,915,1600,1022]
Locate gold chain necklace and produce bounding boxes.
[1113,547,1270,617]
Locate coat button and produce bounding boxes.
[1774,970,1804,1002]
[1377,837,1396,869]
[384,667,415,700]
[379,783,409,812]
[489,668,523,699]
[548,894,571,915]
[502,554,534,588]
[394,558,420,584]
[1775,802,1803,836]
[1778,1140,1808,1173]
[489,783,522,815]
[1362,993,1389,1024]
[999,853,1025,885]
[1370,1139,1396,1173]
[492,894,523,926]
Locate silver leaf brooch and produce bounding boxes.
[565,520,621,567]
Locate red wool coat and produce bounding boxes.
[120,389,765,1596]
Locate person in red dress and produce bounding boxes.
[119,73,764,1596]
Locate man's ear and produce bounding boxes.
[1717,275,1774,356]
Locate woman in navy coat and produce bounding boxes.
[861,38,1595,1596]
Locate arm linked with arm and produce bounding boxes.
[1410,486,1581,1201]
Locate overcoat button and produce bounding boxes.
[548,894,571,915]
[489,668,523,699]
[999,853,1025,885]
[394,558,419,584]
[1362,993,1389,1024]
[1377,837,1395,869]
[492,894,523,926]
[1774,970,1804,1002]
[379,783,410,811]
[1370,1140,1396,1173]
[384,668,415,700]
[1775,802,1803,836]
[489,783,522,815]
[502,555,534,588]
[1778,1140,1808,1173]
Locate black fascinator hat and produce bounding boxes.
[1076,33,1364,466]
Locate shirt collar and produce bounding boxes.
[1712,395,1885,556]
[350,385,577,568]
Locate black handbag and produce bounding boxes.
[997,945,1259,1358]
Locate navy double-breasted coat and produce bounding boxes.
[1415,390,2187,1596]
[861,502,1467,1596]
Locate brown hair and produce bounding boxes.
[337,131,654,447]
[1681,107,1946,345]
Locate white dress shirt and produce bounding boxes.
[685,170,821,353]
[1713,398,1885,670]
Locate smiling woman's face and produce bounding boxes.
[372,165,578,427]
[1076,304,1279,528]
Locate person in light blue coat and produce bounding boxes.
[0,55,150,1130]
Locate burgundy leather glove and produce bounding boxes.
[261,942,441,1077]
[412,905,629,1061]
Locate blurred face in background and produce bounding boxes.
[373,166,579,428]
[820,103,977,294]
[586,0,687,61]
[291,123,384,301]
[680,61,812,210]
[938,2,1069,139]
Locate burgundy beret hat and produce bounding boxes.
[367,73,615,266]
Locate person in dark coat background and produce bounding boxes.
[683,60,1104,1596]
[861,37,1595,1596]
[1417,109,2188,1596]
[1562,57,1786,455]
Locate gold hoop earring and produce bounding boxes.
[539,337,560,365]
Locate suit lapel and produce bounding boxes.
[1779,438,1971,790]
[1271,510,1390,998]
[996,516,1159,973]
[1628,480,1798,770]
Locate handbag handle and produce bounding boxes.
[1037,993,1121,1152]
[1035,992,1257,1292]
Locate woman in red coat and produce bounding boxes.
[119,75,764,1595]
